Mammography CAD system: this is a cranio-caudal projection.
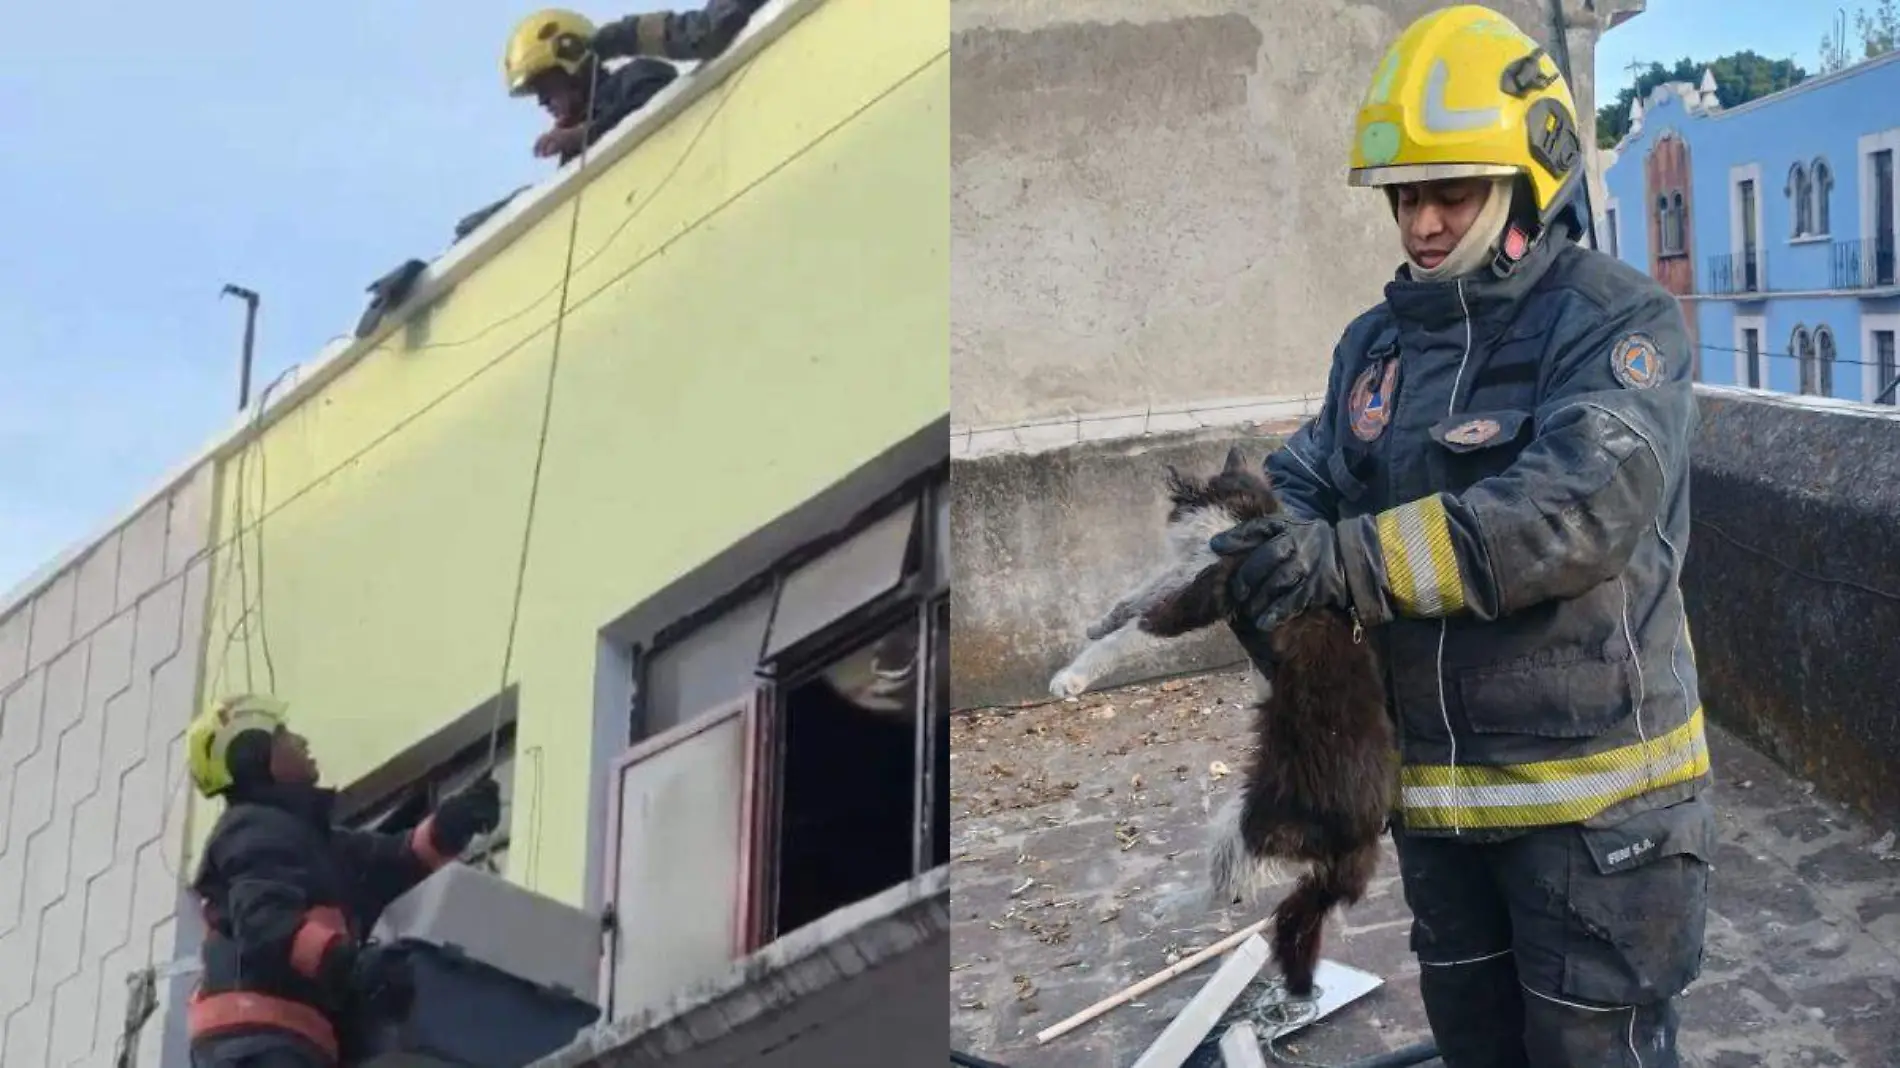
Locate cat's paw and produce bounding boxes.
[1048,667,1089,699]
[1207,795,1279,906]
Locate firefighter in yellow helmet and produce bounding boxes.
[183,695,501,1067]
[1207,7,1710,1065]
[504,2,767,162]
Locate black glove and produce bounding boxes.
[1210,515,1354,632]
[349,942,416,1019]
[432,774,502,854]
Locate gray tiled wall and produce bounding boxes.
[0,464,214,1068]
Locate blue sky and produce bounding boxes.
[0,1,667,596]
[1595,0,1839,100]
[0,0,1857,596]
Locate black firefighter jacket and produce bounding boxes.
[187,782,462,1062]
[1266,233,1710,840]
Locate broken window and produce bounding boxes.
[605,471,950,1016]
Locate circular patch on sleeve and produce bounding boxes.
[1610,332,1665,389]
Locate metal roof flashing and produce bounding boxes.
[0,0,824,620]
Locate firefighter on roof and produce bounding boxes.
[504,2,769,162]
[184,694,502,1068]
[1211,7,1713,1065]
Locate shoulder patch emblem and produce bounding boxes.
[1348,358,1402,442]
[1610,332,1664,390]
[1444,417,1502,447]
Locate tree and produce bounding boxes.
[1820,0,1898,72]
[1596,52,1808,148]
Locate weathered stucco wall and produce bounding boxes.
[1683,388,1900,827]
[950,425,1291,709]
[0,465,214,1068]
[950,0,1637,430]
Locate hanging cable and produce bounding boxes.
[209,367,294,699]
[486,57,604,773]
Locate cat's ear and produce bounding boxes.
[1222,446,1248,475]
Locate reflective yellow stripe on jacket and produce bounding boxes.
[1375,496,1467,616]
[1399,707,1711,830]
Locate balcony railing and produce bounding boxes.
[1830,235,1898,290]
[1706,249,1764,296]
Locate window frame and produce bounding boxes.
[1792,325,1818,395]
[614,468,950,953]
[339,716,520,874]
[1873,329,1898,405]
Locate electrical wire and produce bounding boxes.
[405,60,756,359]
[166,48,942,645]
[484,56,602,775]
[208,367,294,700]
[1693,517,1900,604]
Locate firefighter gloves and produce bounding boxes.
[1213,514,1355,632]
[350,942,418,1018]
[434,774,504,854]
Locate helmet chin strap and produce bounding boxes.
[1405,177,1517,282]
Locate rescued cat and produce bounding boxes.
[1046,446,1395,997]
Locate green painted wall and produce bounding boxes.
[193,0,949,906]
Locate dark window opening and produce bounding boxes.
[1876,331,1898,405]
[1789,162,1812,237]
[1743,327,1761,389]
[1875,149,1896,287]
[772,622,922,936]
[1813,158,1833,235]
[1816,326,1837,396]
[1793,326,1818,396]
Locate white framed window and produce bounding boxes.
[1729,163,1765,293]
[1863,311,1900,404]
[1858,129,1900,288]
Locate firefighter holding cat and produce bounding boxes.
[1212,7,1711,1067]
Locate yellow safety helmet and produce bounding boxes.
[503,8,599,97]
[1349,5,1585,237]
[187,693,289,798]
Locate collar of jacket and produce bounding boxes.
[1381,233,1566,336]
[226,780,340,830]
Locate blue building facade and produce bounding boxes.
[1601,56,1900,405]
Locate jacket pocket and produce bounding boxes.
[1428,408,1532,490]
[1327,445,1370,504]
[1455,646,1635,739]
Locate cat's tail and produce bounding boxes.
[1270,843,1378,998]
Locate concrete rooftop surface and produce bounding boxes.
[949,669,1900,1068]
